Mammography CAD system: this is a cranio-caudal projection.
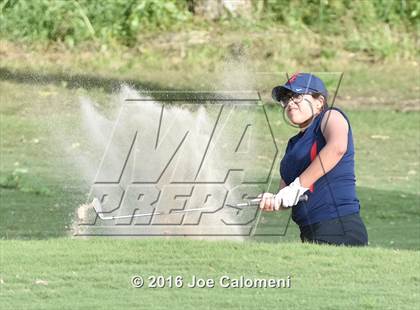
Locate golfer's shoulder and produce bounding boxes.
[320,108,349,134]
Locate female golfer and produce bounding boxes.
[259,73,368,246]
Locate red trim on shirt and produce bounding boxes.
[309,141,318,192]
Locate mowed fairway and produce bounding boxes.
[1,80,419,309]
[1,239,420,309]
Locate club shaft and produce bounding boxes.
[97,207,211,220]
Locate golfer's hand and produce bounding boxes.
[258,193,288,211]
[276,177,309,208]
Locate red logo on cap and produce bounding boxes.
[287,72,300,84]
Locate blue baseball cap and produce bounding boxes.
[272,73,328,103]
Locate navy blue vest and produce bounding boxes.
[280,107,360,227]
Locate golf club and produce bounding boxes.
[92,194,309,221]
[91,198,214,220]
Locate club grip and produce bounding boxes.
[245,193,309,207]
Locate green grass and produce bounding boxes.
[1,239,419,309]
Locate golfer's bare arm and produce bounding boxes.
[299,110,349,188]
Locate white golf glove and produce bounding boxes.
[274,177,309,209]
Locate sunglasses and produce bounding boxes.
[278,93,304,108]
[278,92,322,108]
